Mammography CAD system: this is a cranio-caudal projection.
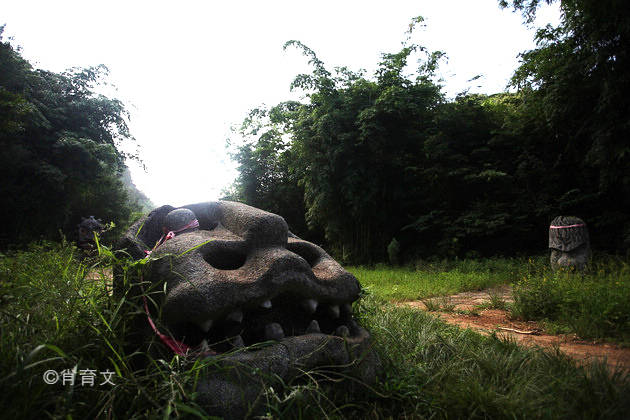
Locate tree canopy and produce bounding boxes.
[227,4,630,263]
[501,0,630,252]
[0,27,145,247]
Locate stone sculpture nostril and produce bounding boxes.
[286,241,321,267]
[264,247,314,273]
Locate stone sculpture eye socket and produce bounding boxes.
[202,244,248,270]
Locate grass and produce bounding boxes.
[511,256,630,344]
[348,257,532,302]
[1,242,629,418]
[0,240,210,418]
[259,295,630,418]
[354,296,630,419]
[352,255,630,344]
[422,296,456,312]
[476,291,510,311]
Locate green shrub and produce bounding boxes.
[512,257,630,342]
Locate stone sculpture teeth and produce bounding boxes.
[226,309,243,323]
[265,322,285,340]
[335,325,350,337]
[301,298,318,314]
[327,304,340,319]
[230,335,245,348]
[260,299,272,309]
[198,319,213,333]
[305,319,321,334]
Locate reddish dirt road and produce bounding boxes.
[401,286,630,372]
[86,267,113,295]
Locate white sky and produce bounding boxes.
[2,0,559,207]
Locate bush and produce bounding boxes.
[512,256,630,342]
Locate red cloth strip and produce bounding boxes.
[146,218,200,256]
[143,295,191,355]
[549,224,586,229]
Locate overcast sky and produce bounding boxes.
[2,0,559,207]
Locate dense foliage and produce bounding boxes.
[501,0,630,252]
[227,3,630,263]
[0,27,145,247]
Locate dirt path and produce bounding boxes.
[400,286,630,372]
[86,267,113,295]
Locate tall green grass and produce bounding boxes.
[356,296,630,418]
[349,257,533,301]
[512,256,630,343]
[0,241,211,418]
[1,243,628,418]
[259,295,630,418]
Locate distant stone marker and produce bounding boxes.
[77,216,105,250]
[549,216,591,271]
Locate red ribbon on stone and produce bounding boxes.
[141,219,216,356]
[143,294,191,355]
[145,218,200,256]
[549,224,586,229]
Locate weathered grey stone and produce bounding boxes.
[115,200,380,418]
[77,216,104,250]
[164,208,198,233]
[549,216,591,271]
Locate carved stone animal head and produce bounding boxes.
[116,201,379,417]
[549,216,591,271]
[77,216,105,250]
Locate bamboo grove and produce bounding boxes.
[225,1,630,263]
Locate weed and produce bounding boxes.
[423,296,456,312]
[511,255,630,343]
[475,291,510,311]
[456,308,481,316]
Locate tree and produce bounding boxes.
[500,0,630,252]
[229,7,630,262]
[0,28,141,247]
[229,27,445,262]
[225,102,314,240]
